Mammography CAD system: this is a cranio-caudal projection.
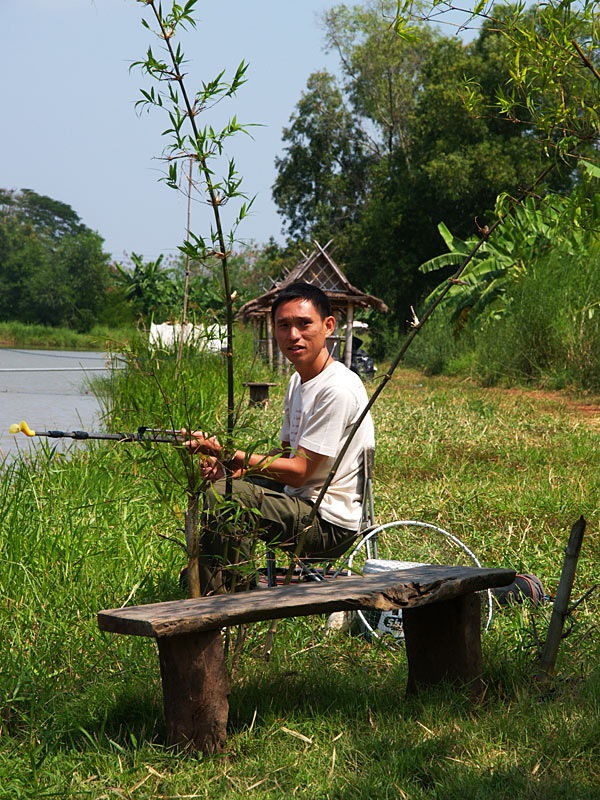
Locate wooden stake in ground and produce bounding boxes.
[185,492,202,599]
[537,516,586,683]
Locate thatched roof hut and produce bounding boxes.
[238,240,388,369]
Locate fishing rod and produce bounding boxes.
[9,421,185,444]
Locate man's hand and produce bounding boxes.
[198,455,225,483]
[180,428,222,458]
[178,430,324,487]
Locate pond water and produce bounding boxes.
[0,348,109,462]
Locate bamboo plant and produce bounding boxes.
[132,0,254,596]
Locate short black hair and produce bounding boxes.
[271,282,332,322]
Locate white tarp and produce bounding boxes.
[149,322,226,353]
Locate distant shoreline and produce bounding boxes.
[0,322,131,352]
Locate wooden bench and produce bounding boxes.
[98,564,514,754]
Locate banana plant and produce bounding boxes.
[419,182,598,326]
[112,253,178,321]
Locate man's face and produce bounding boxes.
[273,298,335,376]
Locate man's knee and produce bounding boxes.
[205,478,261,510]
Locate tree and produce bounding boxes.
[272,3,574,354]
[443,1,600,166]
[397,1,600,340]
[322,1,435,166]
[4,188,85,241]
[0,189,111,331]
[274,3,435,241]
[273,71,370,239]
[112,253,178,323]
[284,3,573,355]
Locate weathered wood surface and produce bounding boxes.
[98,565,515,638]
[98,565,515,753]
[242,381,277,407]
[538,516,586,682]
[157,629,229,753]
[403,592,484,697]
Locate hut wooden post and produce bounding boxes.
[260,317,266,361]
[266,313,274,370]
[344,302,354,368]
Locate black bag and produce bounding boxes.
[492,573,545,605]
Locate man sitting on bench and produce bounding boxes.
[183,282,375,594]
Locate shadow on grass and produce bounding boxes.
[328,759,600,800]
[63,685,167,751]
[227,657,480,733]
[67,644,472,752]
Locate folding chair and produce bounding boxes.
[262,447,376,587]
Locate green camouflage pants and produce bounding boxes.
[198,477,357,593]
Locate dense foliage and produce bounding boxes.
[111,243,285,326]
[420,166,600,326]
[404,168,600,389]
[271,1,592,356]
[0,188,281,333]
[0,189,112,332]
[3,0,599,399]
[455,0,600,162]
[399,0,600,390]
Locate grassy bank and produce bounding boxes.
[0,321,132,351]
[1,367,599,798]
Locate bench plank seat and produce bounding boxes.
[97,565,515,753]
[98,565,513,638]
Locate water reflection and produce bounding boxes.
[0,348,108,461]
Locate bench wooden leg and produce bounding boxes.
[156,629,230,753]
[402,593,484,698]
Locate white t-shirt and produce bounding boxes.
[279,360,375,531]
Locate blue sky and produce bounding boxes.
[3,0,343,263]
[3,1,472,264]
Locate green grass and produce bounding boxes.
[0,321,132,351]
[408,244,600,393]
[1,366,599,798]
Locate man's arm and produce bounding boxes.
[182,431,326,488]
[235,443,326,488]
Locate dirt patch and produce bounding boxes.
[489,386,600,427]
